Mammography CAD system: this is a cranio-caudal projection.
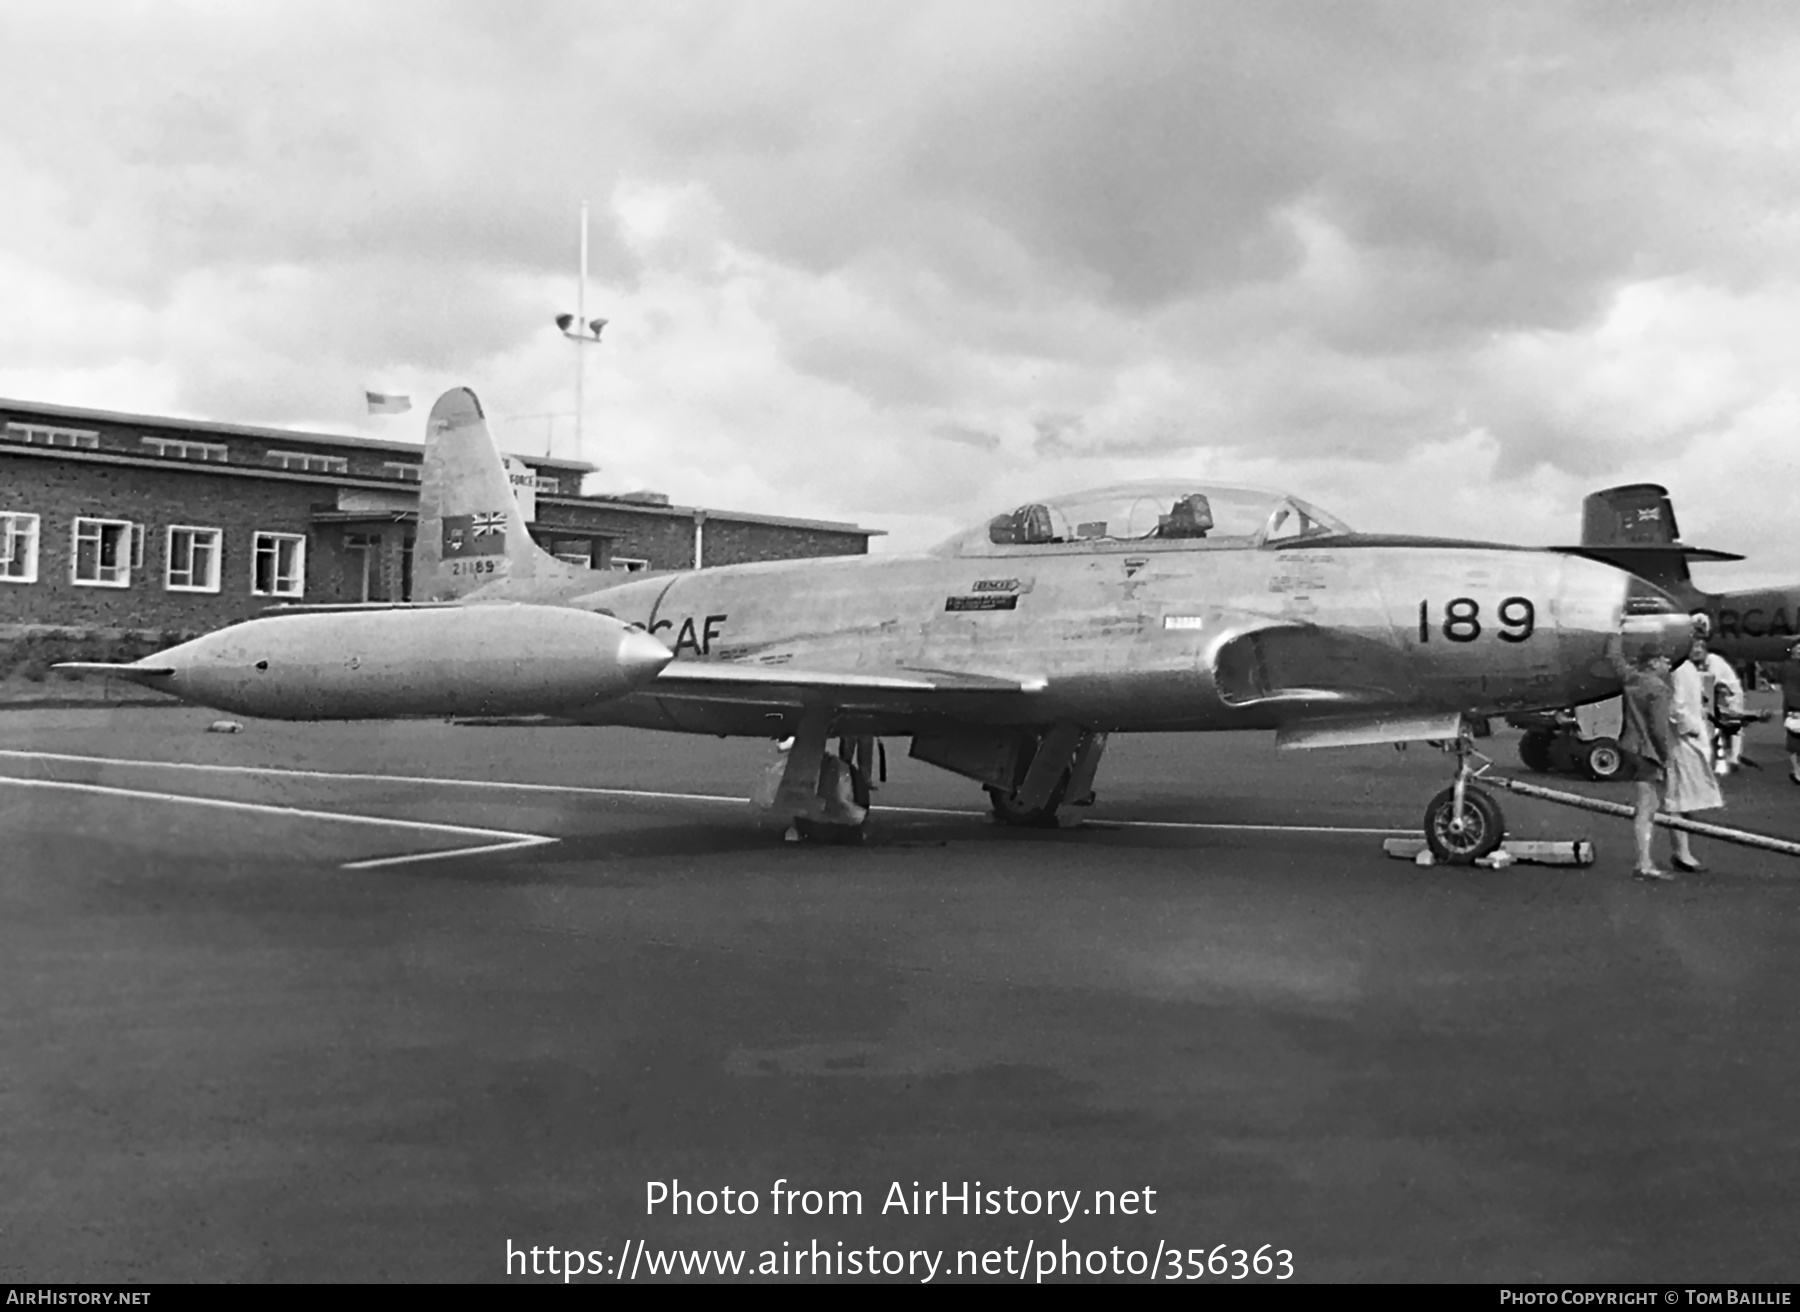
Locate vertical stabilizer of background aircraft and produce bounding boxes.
[1567,483,1743,594]
[1560,483,1800,660]
[414,387,595,602]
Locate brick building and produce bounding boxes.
[0,397,879,635]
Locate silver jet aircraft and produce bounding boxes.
[391,387,1690,860]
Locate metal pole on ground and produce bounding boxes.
[1483,772,1800,860]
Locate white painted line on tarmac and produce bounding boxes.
[0,772,557,869]
[878,804,1411,835]
[0,749,744,804]
[1095,817,1416,836]
[0,749,1414,839]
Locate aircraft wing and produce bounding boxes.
[645,661,1046,709]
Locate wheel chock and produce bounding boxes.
[1383,837,1596,868]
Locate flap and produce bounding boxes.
[1275,711,1465,750]
[646,660,1046,707]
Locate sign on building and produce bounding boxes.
[502,457,540,522]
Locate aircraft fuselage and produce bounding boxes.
[555,538,1672,739]
[1682,585,1800,661]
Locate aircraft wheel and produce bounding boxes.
[1517,731,1554,773]
[1423,785,1505,865]
[1546,734,1581,775]
[986,783,1063,828]
[1581,737,1626,782]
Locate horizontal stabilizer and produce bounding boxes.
[1276,711,1465,750]
[1551,543,1745,565]
[262,601,466,615]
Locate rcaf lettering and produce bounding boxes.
[649,612,728,656]
[1719,607,1795,639]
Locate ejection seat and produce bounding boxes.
[988,503,1057,545]
[1153,493,1213,539]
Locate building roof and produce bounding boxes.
[0,395,882,537]
[0,394,596,474]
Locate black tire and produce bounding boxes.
[986,781,1065,828]
[1423,785,1505,865]
[1581,737,1626,782]
[1546,734,1581,775]
[1517,731,1554,773]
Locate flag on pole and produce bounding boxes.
[365,391,411,415]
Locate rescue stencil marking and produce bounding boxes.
[945,595,1019,612]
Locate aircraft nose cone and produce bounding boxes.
[146,633,207,690]
[618,628,675,683]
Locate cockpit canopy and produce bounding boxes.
[933,482,1352,558]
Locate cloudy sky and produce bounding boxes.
[2,0,1797,580]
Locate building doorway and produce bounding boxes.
[344,532,390,602]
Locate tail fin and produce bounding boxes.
[1581,483,1681,548]
[1559,483,1743,593]
[415,387,593,602]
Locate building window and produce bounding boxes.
[72,517,139,588]
[141,436,228,463]
[554,551,593,568]
[165,525,222,592]
[1,512,40,583]
[610,557,649,572]
[265,450,349,475]
[253,531,305,596]
[534,476,561,495]
[382,461,422,482]
[6,422,99,450]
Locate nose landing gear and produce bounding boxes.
[1422,733,1506,864]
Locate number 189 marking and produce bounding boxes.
[1418,596,1535,644]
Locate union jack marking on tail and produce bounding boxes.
[441,513,507,558]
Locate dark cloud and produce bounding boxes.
[930,423,1002,452]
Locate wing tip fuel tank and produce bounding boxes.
[58,604,672,721]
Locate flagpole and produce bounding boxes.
[552,204,604,463]
[575,200,589,460]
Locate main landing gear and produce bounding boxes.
[983,724,1107,829]
[1508,707,1628,782]
[985,783,1066,828]
[754,704,881,843]
[1422,733,1506,865]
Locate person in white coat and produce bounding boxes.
[1697,637,1746,774]
[1664,635,1725,872]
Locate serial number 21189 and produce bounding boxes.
[1417,596,1535,643]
